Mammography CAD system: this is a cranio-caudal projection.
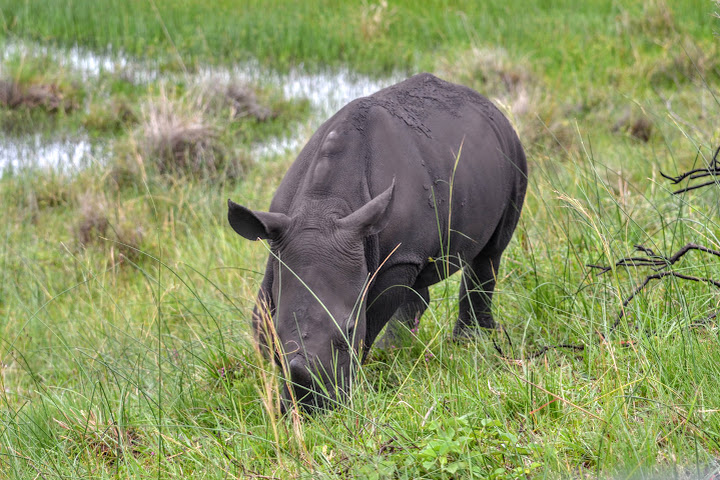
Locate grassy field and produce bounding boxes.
[1,1,720,478]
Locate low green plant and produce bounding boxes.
[1,1,720,479]
[407,416,540,479]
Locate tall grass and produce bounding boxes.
[0,0,716,80]
[2,120,719,478]
[1,0,720,478]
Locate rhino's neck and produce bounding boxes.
[363,234,380,277]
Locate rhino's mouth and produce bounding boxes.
[277,351,356,414]
[280,381,340,414]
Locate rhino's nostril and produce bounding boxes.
[288,356,313,388]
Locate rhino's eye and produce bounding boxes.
[344,321,357,340]
[333,337,351,353]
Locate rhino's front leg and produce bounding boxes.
[363,263,422,357]
[375,287,430,350]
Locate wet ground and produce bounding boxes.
[0,40,400,171]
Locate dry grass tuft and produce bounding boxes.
[0,79,21,106]
[137,83,255,180]
[359,0,396,40]
[83,97,138,132]
[438,47,532,109]
[22,171,76,210]
[140,88,221,177]
[629,116,653,142]
[75,192,110,246]
[0,78,75,113]
[648,39,720,89]
[54,409,141,465]
[217,81,272,121]
[616,0,676,38]
[74,191,144,262]
[612,108,654,142]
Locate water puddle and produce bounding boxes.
[0,40,401,170]
[0,134,94,171]
[0,41,133,81]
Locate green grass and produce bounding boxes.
[2,0,720,478]
[0,0,716,82]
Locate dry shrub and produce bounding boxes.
[138,84,252,180]
[612,108,654,142]
[74,192,144,262]
[54,409,141,465]
[212,81,272,121]
[648,39,720,89]
[0,78,75,113]
[615,0,676,38]
[359,0,396,40]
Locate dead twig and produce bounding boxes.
[588,243,720,273]
[588,243,720,333]
[491,326,585,361]
[660,145,720,194]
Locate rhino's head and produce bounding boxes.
[227,182,394,412]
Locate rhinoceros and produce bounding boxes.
[228,73,527,411]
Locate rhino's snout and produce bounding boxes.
[282,356,324,412]
[288,356,313,390]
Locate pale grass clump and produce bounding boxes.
[0,77,75,113]
[53,408,141,466]
[359,0,396,40]
[20,170,76,209]
[615,0,676,39]
[204,79,272,121]
[647,38,720,89]
[611,108,654,143]
[139,86,224,178]
[137,81,270,180]
[74,191,144,262]
[437,46,531,111]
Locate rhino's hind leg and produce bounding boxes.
[453,252,502,338]
[375,287,430,350]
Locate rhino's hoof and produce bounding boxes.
[452,323,496,342]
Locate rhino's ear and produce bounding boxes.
[338,178,395,236]
[227,199,290,241]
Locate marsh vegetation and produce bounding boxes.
[1,1,719,478]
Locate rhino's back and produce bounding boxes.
[363,75,525,263]
[270,73,526,268]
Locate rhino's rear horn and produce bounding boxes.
[227,199,291,241]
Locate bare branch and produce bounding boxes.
[491,326,585,361]
[660,145,720,194]
[588,243,720,334]
[588,243,720,274]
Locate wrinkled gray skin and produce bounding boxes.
[228,73,527,412]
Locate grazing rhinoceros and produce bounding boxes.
[228,73,527,411]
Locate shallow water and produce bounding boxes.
[0,41,401,170]
[0,134,94,171]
